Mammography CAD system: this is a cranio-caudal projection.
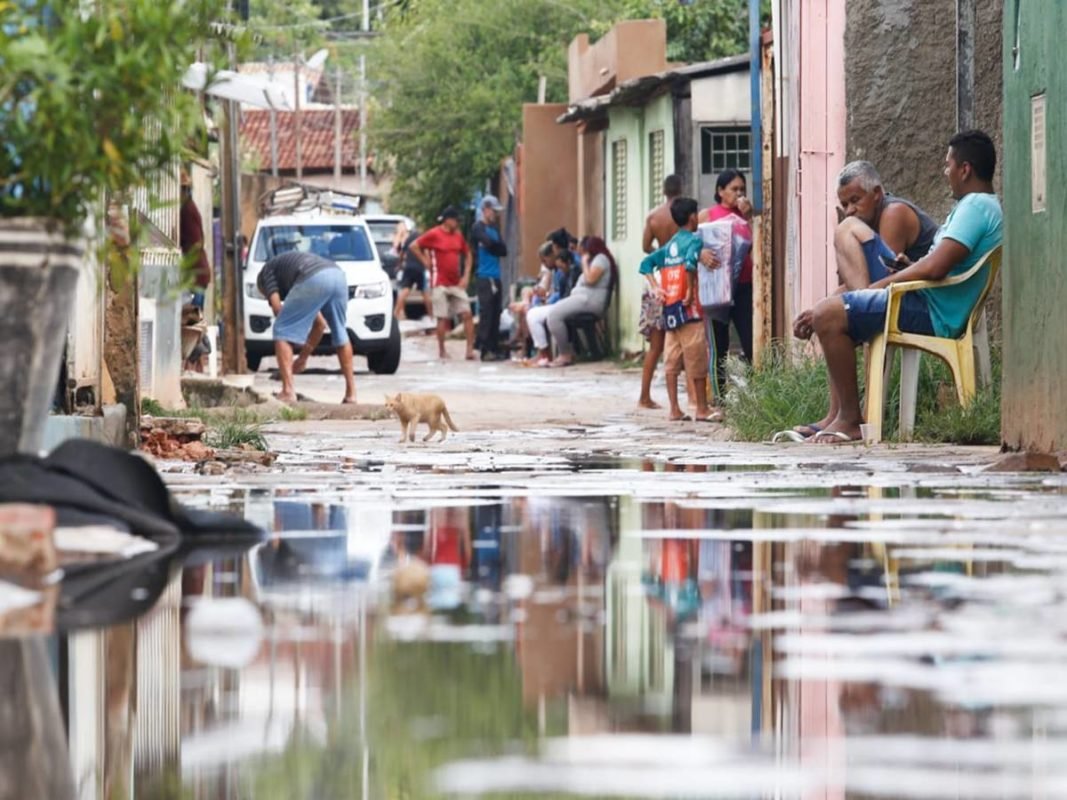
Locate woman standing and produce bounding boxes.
[700,169,754,399]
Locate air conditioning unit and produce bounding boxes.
[139,297,157,400]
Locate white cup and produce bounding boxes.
[859,423,879,444]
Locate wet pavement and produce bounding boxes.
[19,417,1067,799]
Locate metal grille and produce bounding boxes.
[612,139,627,241]
[700,127,752,174]
[130,110,180,245]
[648,130,665,210]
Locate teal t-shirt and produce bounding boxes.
[919,192,1003,338]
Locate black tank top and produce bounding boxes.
[885,194,939,262]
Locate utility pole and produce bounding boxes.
[221,41,245,374]
[358,0,369,193]
[334,66,342,183]
[294,45,303,181]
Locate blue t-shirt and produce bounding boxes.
[471,220,504,280]
[920,192,1003,338]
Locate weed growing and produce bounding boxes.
[723,340,1001,445]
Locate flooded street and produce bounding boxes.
[33,402,1067,800]
[11,345,1064,800]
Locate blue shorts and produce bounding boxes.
[273,268,349,348]
[861,234,896,283]
[842,288,934,343]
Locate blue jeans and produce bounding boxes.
[842,288,934,343]
[273,268,349,348]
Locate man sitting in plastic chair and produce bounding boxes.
[800,129,1003,444]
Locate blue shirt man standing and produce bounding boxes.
[471,195,508,360]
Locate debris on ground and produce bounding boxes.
[140,416,215,461]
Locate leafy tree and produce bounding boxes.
[367,0,759,222]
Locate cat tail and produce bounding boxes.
[442,408,459,432]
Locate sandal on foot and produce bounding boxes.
[810,430,863,445]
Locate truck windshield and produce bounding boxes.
[253,225,375,262]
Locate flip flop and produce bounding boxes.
[694,411,724,423]
[669,414,693,422]
[793,423,823,437]
[809,430,863,445]
[771,429,809,443]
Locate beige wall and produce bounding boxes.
[520,104,578,278]
[567,20,668,103]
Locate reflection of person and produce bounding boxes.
[423,507,472,610]
[257,251,357,404]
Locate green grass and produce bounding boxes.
[279,405,308,422]
[722,343,831,442]
[723,340,1002,445]
[204,419,268,451]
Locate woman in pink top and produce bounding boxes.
[700,169,754,399]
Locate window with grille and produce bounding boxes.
[612,139,628,240]
[648,129,665,209]
[700,127,751,175]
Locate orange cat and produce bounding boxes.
[384,392,458,443]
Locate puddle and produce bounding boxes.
[14,453,1067,797]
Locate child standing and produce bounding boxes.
[639,198,721,422]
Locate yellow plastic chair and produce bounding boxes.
[865,245,1002,442]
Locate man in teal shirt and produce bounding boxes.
[808,130,1003,443]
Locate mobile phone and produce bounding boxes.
[879,254,907,272]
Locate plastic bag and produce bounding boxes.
[697,220,734,308]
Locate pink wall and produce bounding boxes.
[796,0,847,317]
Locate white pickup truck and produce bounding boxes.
[242,191,402,374]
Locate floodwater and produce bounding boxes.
[14,452,1067,799]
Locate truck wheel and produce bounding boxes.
[367,319,402,374]
[246,351,263,372]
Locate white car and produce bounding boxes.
[243,212,402,374]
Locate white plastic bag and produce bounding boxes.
[697,220,734,308]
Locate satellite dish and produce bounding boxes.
[305,49,329,70]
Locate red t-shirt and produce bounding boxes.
[415,226,469,288]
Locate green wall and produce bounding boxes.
[1002,1,1067,450]
[606,93,676,354]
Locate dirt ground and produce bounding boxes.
[245,323,1001,471]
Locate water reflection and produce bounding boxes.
[10,461,1067,797]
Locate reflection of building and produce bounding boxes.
[514,498,610,710]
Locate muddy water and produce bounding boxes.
[25,457,1067,798]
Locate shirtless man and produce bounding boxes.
[791,161,939,438]
[638,174,683,409]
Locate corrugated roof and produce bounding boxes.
[239,108,362,172]
[557,53,750,124]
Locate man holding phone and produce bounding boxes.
[790,160,939,438]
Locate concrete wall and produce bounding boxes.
[845,0,1004,222]
[576,126,604,239]
[607,92,675,355]
[568,20,668,103]
[690,69,751,209]
[520,104,578,278]
[1001,2,1067,451]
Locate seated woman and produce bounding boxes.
[508,241,555,353]
[525,247,572,366]
[543,236,615,367]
